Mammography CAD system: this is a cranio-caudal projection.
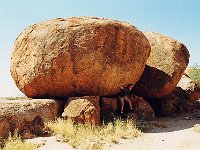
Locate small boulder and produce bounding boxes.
[62,96,100,124]
[134,32,190,98]
[130,95,155,121]
[177,74,196,90]
[0,99,64,139]
[177,69,200,101]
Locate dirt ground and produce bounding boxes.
[108,110,200,150]
[27,110,200,150]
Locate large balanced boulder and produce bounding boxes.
[133,32,190,98]
[0,99,64,139]
[10,17,150,98]
[62,96,100,124]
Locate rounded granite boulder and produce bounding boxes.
[10,17,150,98]
[133,32,190,98]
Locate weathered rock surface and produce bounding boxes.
[62,96,100,124]
[0,99,64,139]
[10,16,150,98]
[134,32,190,98]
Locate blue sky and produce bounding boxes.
[0,0,199,97]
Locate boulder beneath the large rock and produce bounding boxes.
[10,16,150,98]
[62,96,100,124]
[100,97,118,121]
[188,87,200,101]
[130,95,155,121]
[177,69,200,101]
[133,32,190,98]
[177,73,196,91]
[0,99,64,139]
[147,87,200,117]
[100,95,155,121]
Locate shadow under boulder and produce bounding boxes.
[147,87,200,117]
[100,94,155,122]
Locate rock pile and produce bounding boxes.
[3,16,199,140]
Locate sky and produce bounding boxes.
[0,0,200,97]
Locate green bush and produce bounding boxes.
[188,66,200,84]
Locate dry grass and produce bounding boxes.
[2,135,39,150]
[194,124,200,133]
[46,118,141,149]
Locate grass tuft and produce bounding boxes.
[46,118,141,149]
[2,135,39,150]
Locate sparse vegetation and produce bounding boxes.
[2,135,39,150]
[189,65,200,84]
[46,118,141,149]
[194,124,200,133]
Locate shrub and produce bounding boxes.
[2,135,39,150]
[189,66,200,84]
